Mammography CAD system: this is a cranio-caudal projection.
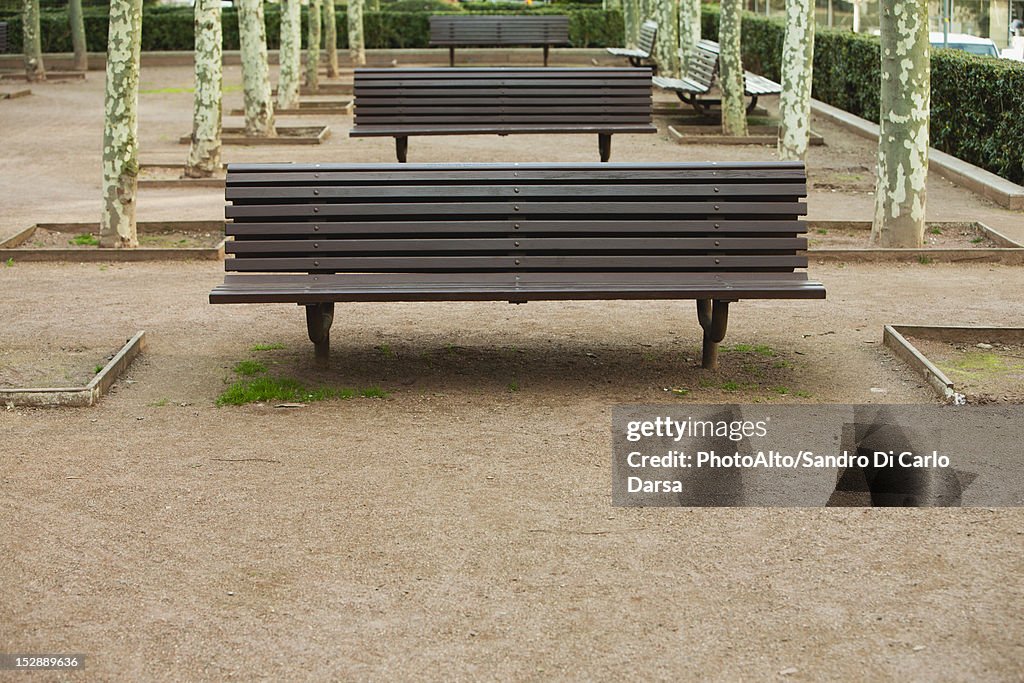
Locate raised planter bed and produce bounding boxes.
[138,163,225,189]
[0,331,146,408]
[667,124,824,146]
[805,221,1024,264]
[0,88,30,100]
[884,325,1024,404]
[229,100,352,116]
[178,125,330,145]
[0,221,225,261]
[0,70,85,81]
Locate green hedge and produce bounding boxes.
[1,6,622,53]
[702,6,1024,184]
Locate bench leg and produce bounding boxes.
[449,46,455,67]
[746,94,759,114]
[598,133,612,162]
[395,136,408,163]
[696,299,730,370]
[543,45,550,67]
[305,302,335,364]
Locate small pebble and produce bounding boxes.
[976,343,993,349]
[779,667,799,676]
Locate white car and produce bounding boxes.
[929,32,1000,57]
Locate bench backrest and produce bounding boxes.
[683,40,720,90]
[353,67,654,130]
[636,19,658,56]
[222,162,809,277]
[429,15,570,47]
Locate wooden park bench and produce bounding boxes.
[349,67,656,163]
[429,15,570,67]
[607,20,658,70]
[209,162,825,370]
[653,39,782,114]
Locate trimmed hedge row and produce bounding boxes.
[0,6,622,53]
[702,6,1024,184]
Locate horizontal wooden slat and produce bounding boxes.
[225,237,807,254]
[225,219,808,237]
[226,254,807,273]
[225,183,806,201]
[210,271,825,304]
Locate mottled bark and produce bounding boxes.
[100,0,142,249]
[871,0,929,247]
[348,0,365,66]
[323,0,339,78]
[654,0,679,77]
[238,0,276,137]
[306,0,321,92]
[719,0,747,136]
[22,0,45,81]
[603,0,621,10]
[777,0,814,160]
[371,0,380,11]
[277,0,301,109]
[622,0,639,47]
[68,0,88,71]
[185,0,222,179]
[678,0,701,72]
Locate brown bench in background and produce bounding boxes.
[429,15,570,67]
[349,67,656,163]
[210,162,825,369]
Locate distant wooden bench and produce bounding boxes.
[429,15,570,67]
[210,162,825,370]
[607,19,658,69]
[349,67,656,162]
[653,39,782,114]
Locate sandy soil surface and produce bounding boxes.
[807,223,999,249]
[0,64,1022,681]
[909,338,1024,403]
[14,227,221,249]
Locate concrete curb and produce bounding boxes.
[811,99,1024,210]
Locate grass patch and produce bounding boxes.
[375,344,395,358]
[217,376,387,406]
[4,257,12,267]
[943,351,1023,375]
[507,381,519,392]
[725,343,776,356]
[917,256,933,265]
[70,233,99,246]
[794,390,812,398]
[816,228,828,235]
[929,226,943,235]
[721,381,742,391]
[771,386,789,395]
[93,364,104,374]
[233,360,267,376]
[669,387,689,397]
[150,398,169,407]
[970,236,984,244]
[250,342,286,352]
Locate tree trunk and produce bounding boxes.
[323,0,339,78]
[678,0,701,72]
[68,0,88,71]
[371,0,380,11]
[718,0,747,136]
[100,0,142,249]
[185,0,222,179]
[277,0,301,109]
[777,0,814,160]
[238,0,276,137]
[654,0,679,77]
[871,0,929,247]
[622,0,638,47]
[306,0,321,92]
[22,0,45,81]
[348,0,365,65]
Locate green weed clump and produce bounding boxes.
[217,377,387,406]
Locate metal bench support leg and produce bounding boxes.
[746,94,759,114]
[598,133,612,162]
[543,45,550,66]
[696,299,730,370]
[395,136,409,163]
[449,46,455,67]
[305,302,335,364]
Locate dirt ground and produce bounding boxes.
[1,63,1022,681]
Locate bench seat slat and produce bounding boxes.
[210,272,825,304]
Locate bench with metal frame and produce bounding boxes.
[653,39,782,114]
[210,162,825,370]
[349,67,656,163]
[429,15,570,67]
[607,19,659,70]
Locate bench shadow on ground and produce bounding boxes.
[222,336,807,403]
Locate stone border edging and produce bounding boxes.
[811,99,1024,210]
[178,125,330,146]
[0,331,146,408]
